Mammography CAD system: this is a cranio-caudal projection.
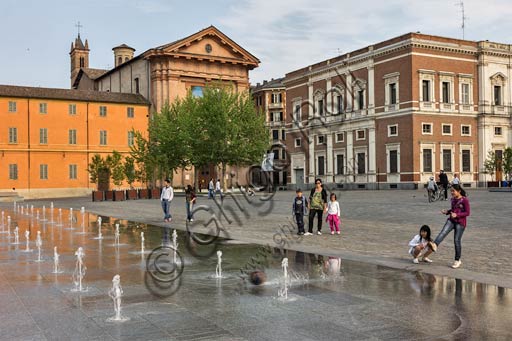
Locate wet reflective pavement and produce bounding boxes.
[0,207,511,340]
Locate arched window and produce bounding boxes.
[118,57,122,66]
[79,57,84,68]
[125,57,129,62]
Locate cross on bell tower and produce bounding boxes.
[69,21,90,88]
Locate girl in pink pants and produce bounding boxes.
[326,193,341,235]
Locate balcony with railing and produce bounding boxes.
[269,102,284,109]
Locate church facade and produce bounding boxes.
[72,26,260,188]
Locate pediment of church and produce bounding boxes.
[146,26,259,69]
[490,72,506,82]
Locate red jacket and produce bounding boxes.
[446,196,470,227]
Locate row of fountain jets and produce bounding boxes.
[1,202,292,320]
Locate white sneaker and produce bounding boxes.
[330,231,334,235]
[304,232,313,236]
[190,219,194,222]
[451,260,462,268]
[422,257,433,263]
[317,231,322,235]
[413,258,419,264]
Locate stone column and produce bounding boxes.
[368,128,376,184]
[346,131,353,182]
[309,134,315,184]
[308,80,314,119]
[326,78,332,115]
[346,72,353,112]
[326,133,333,183]
[367,65,375,115]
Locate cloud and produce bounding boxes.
[219,0,512,84]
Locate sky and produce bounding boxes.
[2,0,512,89]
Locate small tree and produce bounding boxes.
[483,150,498,181]
[87,154,108,190]
[106,151,125,189]
[124,156,136,189]
[503,147,512,181]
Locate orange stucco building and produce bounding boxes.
[0,85,149,198]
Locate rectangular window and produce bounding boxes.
[8,127,17,143]
[388,125,398,137]
[279,112,283,122]
[281,149,286,160]
[100,130,107,145]
[422,80,430,102]
[461,83,470,104]
[356,130,365,140]
[318,99,324,115]
[295,138,301,147]
[281,130,286,140]
[462,150,471,172]
[442,124,452,135]
[422,123,432,135]
[336,154,344,175]
[389,83,397,104]
[69,104,77,115]
[134,78,140,94]
[69,164,78,180]
[336,132,344,143]
[357,153,366,174]
[127,107,134,118]
[495,126,502,136]
[423,149,432,172]
[128,131,135,146]
[191,86,203,98]
[442,82,450,103]
[358,90,364,109]
[272,130,279,141]
[9,164,18,180]
[318,156,325,176]
[273,149,279,160]
[337,95,344,113]
[8,101,17,112]
[40,164,48,180]
[68,129,77,145]
[39,128,48,144]
[494,85,502,105]
[294,104,301,124]
[99,106,107,117]
[39,102,47,114]
[317,135,325,145]
[443,149,452,172]
[461,125,471,136]
[389,150,398,173]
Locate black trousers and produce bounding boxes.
[441,183,448,199]
[308,209,323,233]
[295,213,305,233]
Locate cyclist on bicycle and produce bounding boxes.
[427,176,439,201]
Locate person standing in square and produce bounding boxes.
[306,179,328,235]
[160,179,174,222]
[292,189,308,235]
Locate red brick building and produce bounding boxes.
[282,32,510,189]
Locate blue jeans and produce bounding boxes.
[434,219,465,261]
[186,201,193,220]
[161,199,171,220]
[208,189,213,199]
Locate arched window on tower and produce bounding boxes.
[79,57,84,68]
[118,57,122,66]
[125,57,129,62]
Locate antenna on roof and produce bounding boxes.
[456,1,467,39]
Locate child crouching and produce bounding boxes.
[408,225,437,264]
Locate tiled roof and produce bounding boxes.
[81,68,108,80]
[251,78,285,92]
[112,44,135,51]
[0,84,150,105]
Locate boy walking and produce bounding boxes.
[292,189,308,235]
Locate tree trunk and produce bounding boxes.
[222,163,227,192]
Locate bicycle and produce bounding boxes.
[427,188,442,203]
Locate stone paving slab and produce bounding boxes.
[4,188,512,288]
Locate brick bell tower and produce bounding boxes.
[69,33,89,87]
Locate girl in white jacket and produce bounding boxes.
[408,225,437,264]
[326,193,341,235]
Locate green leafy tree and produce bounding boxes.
[503,147,512,181]
[87,154,108,189]
[194,83,269,189]
[483,150,498,181]
[130,130,157,187]
[123,156,136,188]
[106,151,124,188]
